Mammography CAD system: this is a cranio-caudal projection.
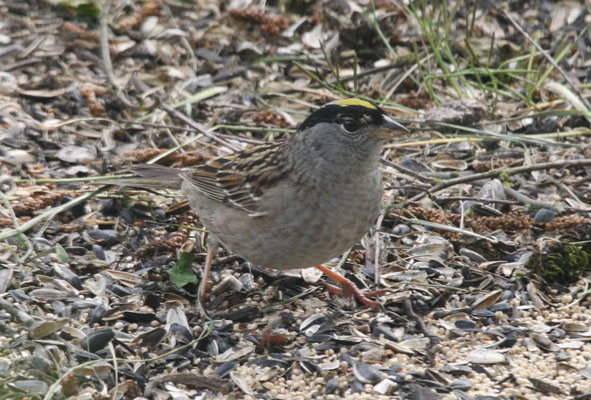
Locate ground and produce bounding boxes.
[1,0,591,399]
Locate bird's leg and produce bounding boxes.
[315,265,385,309]
[199,245,217,310]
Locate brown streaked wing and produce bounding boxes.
[179,142,291,213]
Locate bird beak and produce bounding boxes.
[371,115,409,139]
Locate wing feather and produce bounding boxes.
[180,142,291,213]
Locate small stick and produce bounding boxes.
[161,103,242,152]
[409,159,591,203]
[99,0,136,109]
[503,186,564,214]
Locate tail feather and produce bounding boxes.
[101,164,183,189]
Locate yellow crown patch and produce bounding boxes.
[333,98,377,110]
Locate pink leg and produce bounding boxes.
[199,246,216,309]
[315,265,384,309]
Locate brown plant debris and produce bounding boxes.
[404,206,591,238]
[472,157,525,172]
[62,21,100,42]
[117,0,165,32]
[80,82,108,118]
[10,188,70,217]
[470,212,533,232]
[60,374,79,398]
[229,9,290,38]
[121,149,210,168]
[405,205,459,239]
[252,109,291,128]
[0,215,30,228]
[135,212,196,258]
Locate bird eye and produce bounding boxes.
[342,119,361,132]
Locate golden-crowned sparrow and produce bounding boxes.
[117,99,407,309]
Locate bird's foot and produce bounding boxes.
[315,265,385,310]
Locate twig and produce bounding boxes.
[433,195,591,213]
[99,0,116,90]
[432,195,590,214]
[161,103,242,152]
[403,298,437,341]
[100,0,136,109]
[399,216,497,243]
[501,10,591,112]
[123,120,269,145]
[381,159,434,183]
[428,122,577,148]
[503,186,564,214]
[409,159,591,203]
[434,196,521,206]
[503,185,564,214]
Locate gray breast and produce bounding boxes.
[181,170,383,271]
[228,172,382,270]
